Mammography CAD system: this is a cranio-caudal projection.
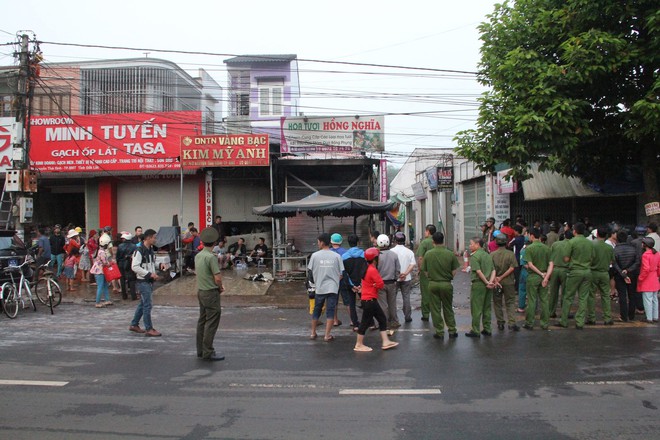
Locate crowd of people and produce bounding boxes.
[304,217,660,350]
[475,217,660,331]
[27,214,659,359]
[181,216,269,272]
[28,217,259,360]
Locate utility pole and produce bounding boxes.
[14,33,29,167]
[0,33,39,234]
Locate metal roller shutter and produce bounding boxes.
[116,179,199,233]
[213,179,271,222]
[462,178,486,251]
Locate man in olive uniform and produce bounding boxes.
[548,230,572,318]
[195,227,225,362]
[556,222,594,329]
[416,224,436,321]
[491,234,519,331]
[522,229,553,330]
[421,232,460,339]
[587,227,614,325]
[546,223,560,247]
[466,237,496,337]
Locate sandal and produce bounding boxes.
[324,335,335,342]
[382,341,399,350]
[309,334,317,340]
[333,320,342,327]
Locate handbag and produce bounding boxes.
[103,262,122,281]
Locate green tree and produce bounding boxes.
[456,0,660,221]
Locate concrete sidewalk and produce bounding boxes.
[61,266,307,308]
[61,265,467,309]
[57,265,649,330]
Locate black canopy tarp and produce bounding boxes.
[155,226,179,248]
[252,192,395,219]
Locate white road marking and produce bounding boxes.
[565,380,654,385]
[229,383,318,389]
[339,388,441,395]
[0,379,69,387]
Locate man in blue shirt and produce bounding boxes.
[34,227,52,281]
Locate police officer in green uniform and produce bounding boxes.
[522,229,553,330]
[588,227,614,325]
[416,224,436,321]
[195,227,225,361]
[421,231,460,339]
[491,233,519,331]
[548,230,572,318]
[556,222,594,329]
[466,237,496,337]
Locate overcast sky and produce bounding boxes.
[1,0,499,164]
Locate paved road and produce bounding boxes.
[0,297,658,439]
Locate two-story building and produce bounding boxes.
[2,58,222,232]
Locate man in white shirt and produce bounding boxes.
[646,222,660,252]
[390,232,417,324]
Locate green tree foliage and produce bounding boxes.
[456,0,659,217]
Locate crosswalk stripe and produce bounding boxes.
[339,388,441,395]
[0,380,68,387]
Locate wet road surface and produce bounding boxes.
[0,297,658,439]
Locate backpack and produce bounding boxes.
[127,246,149,281]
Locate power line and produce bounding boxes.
[37,40,478,75]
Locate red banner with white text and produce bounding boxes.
[29,111,201,172]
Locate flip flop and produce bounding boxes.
[382,342,399,350]
[353,345,373,352]
[333,320,342,327]
[309,334,317,340]
[324,335,335,342]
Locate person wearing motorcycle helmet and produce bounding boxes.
[90,232,113,308]
[354,247,399,352]
[488,230,501,253]
[375,234,401,330]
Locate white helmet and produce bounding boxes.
[376,234,390,248]
[99,235,112,247]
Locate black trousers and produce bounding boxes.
[118,266,137,300]
[357,299,387,335]
[614,275,635,321]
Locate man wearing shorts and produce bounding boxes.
[308,233,344,342]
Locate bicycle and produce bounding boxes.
[34,263,62,315]
[1,260,37,319]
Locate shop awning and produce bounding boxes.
[32,169,198,179]
[252,192,395,218]
[390,193,413,204]
[521,164,643,201]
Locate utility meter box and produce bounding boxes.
[10,122,23,145]
[5,170,21,192]
[22,170,37,192]
[12,147,24,162]
[18,197,33,223]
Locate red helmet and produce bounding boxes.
[364,247,380,262]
